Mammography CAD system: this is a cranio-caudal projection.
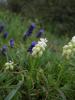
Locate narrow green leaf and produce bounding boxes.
[4,81,23,100]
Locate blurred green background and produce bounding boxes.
[0,0,74,35]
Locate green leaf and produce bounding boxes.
[4,81,23,100]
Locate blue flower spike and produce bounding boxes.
[27,41,37,53]
[36,29,44,38]
[1,45,7,55]
[23,23,36,40]
[10,39,14,48]
[3,32,8,39]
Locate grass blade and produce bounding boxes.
[4,81,23,100]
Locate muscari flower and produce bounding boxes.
[10,39,14,48]
[27,41,37,53]
[36,29,44,38]
[3,32,8,39]
[1,45,7,55]
[23,23,36,40]
[5,61,14,70]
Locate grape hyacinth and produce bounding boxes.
[27,41,37,53]
[36,29,44,38]
[3,32,8,39]
[1,45,7,55]
[10,39,14,48]
[23,23,36,40]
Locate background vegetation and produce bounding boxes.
[7,0,75,34]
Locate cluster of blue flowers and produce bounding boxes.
[0,23,14,55]
[25,23,45,54]
[1,40,14,55]
[0,22,45,56]
[23,23,44,40]
[23,23,35,39]
[23,23,45,54]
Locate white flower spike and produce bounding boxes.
[32,38,48,57]
[62,36,75,59]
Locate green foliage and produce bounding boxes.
[5,81,23,100]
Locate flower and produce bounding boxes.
[1,45,7,55]
[27,41,37,53]
[40,38,48,43]
[23,23,36,40]
[36,29,44,38]
[71,36,75,43]
[62,36,75,59]
[10,39,14,48]
[5,61,14,70]
[32,45,43,57]
[3,32,8,39]
[31,38,48,57]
